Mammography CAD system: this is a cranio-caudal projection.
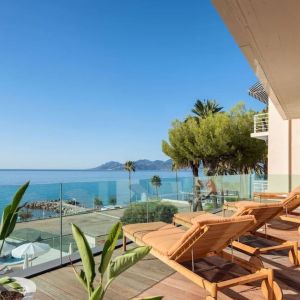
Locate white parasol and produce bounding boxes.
[0,240,15,256]
[12,242,50,259]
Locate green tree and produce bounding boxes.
[198,103,267,175]
[151,176,162,200]
[169,99,223,211]
[163,103,267,177]
[162,120,199,176]
[162,119,204,210]
[94,197,103,209]
[124,161,135,204]
[162,103,267,209]
[109,196,117,206]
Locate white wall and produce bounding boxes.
[291,119,300,188]
[268,99,300,191]
[268,100,290,192]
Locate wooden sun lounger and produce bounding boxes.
[224,190,300,233]
[262,192,300,233]
[253,182,300,202]
[123,216,282,300]
[173,202,300,267]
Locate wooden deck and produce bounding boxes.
[32,220,300,299]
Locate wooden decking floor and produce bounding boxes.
[32,220,300,299]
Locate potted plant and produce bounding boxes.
[0,275,36,299]
[71,221,161,300]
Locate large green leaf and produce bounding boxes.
[108,246,151,280]
[99,221,122,275]
[0,277,13,284]
[0,206,12,240]
[0,182,30,241]
[73,269,88,292]
[8,281,23,291]
[10,181,30,212]
[5,213,18,237]
[71,223,96,290]
[0,277,22,291]
[1,205,11,228]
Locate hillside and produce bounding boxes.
[90,159,172,171]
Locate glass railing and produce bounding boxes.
[0,174,280,274]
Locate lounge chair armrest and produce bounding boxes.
[253,192,288,199]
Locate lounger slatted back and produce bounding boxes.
[173,203,283,231]
[234,203,283,233]
[250,184,300,213]
[168,215,256,262]
[281,192,300,212]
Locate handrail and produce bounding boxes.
[253,113,268,133]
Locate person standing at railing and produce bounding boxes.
[206,179,218,209]
[193,179,204,211]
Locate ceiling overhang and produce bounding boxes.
[212,0,300,120]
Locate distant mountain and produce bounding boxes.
[90,161,123,171]
[90,159,173,171]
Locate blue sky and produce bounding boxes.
[0,0,264,169]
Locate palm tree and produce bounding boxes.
[192,99,223,118]
[189,99,222,211]
[172,162,179,200]
[185,99,223,123]
[151,175,162,200]
[124,161,135,204]
[94,196,103,210]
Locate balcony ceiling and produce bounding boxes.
[212,0,300,120]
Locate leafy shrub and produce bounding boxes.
[121,202,178,225]
[154,203,178,223]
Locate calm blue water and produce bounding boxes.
[0,170,191,185]
[0,170,193,219]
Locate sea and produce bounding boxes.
[0,170,193,219]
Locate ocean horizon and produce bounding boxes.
[0,169,192,185]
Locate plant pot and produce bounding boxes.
[12,278,36,300]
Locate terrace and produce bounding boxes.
[30,221,300,299]
[1,174,300,299]
[2,0,300,299]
